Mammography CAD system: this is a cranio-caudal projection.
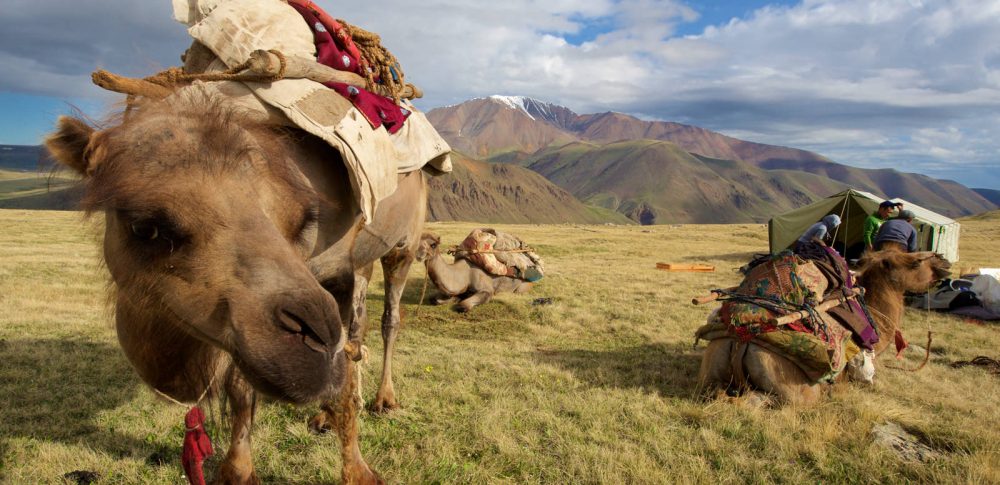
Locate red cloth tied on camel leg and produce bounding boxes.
[894,329,908,359]
[182,407,214,485]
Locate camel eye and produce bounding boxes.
[430,242,438,249]
[131,222,159,241]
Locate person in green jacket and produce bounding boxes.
[846,200,902,260]
[863,200,903,251]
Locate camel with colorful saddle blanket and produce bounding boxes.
[695,244,950,405]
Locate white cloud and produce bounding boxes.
[0,0,997,187]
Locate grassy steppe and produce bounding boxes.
[1,209,999,484]
[0,169,78,210]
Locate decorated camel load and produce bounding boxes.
[452,228,545,282]
[97,0,452,222]
[694,244,879,384]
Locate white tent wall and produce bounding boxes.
[889,198,960,262]
[768,189,961,262]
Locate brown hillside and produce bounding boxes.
[527,140,849,224]
[427,98,576,159]
[427,153,630,224]
[757,159,996,217]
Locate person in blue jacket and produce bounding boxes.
[794,214,841,252]
[874,210,918,252]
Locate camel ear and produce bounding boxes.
[45,116,102,177]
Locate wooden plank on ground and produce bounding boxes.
[656,262,715,272]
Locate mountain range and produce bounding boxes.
[427,96,996,223]
[3,96,996,224]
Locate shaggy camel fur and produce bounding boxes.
[697,250,950,406]
[416,233,533,312]
[45,95,427,484]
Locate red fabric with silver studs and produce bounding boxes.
[287,0,410,133]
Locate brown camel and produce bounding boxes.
[415,233,533,313]
[45,94,428,484]
[697,250,950,406]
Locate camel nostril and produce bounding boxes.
[277,309,304,333]
[302,334,327,353]
[275,308,331,353]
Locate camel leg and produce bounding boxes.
[513,282,533,294]
[309,265,372,433]
[349,265,374,352]
[213,370,260,485]
[310,357,383,484]
[456,291,492,313]
[743,345,825,406]
[348,266,374,407]
[433,294,458,306]
[697,338,737,398]
[371,249,415,413]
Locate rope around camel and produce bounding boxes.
[337,19,407,103]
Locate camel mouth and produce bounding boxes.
[228,297,346,403]
[233,336,342,403]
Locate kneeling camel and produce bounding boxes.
[697,250,950,406]
[416,233,534,312]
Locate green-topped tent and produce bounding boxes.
[768,189,960,262]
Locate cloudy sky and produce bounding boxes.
[2,0,998,189]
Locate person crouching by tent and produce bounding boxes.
[846,200,903,259]
[793,214,841,253]
[874,210,918,252]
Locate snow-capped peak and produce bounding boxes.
[487,95,538,120]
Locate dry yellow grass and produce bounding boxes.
[1,209,999,484]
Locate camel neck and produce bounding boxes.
[862,283,904,353]
[424,254,460,295]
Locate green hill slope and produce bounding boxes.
[527,141,856,224]
[427,153,631,224]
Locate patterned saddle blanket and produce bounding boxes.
[696,246,877,383]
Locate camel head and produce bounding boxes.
[415,232,442,262]
[856,250,952,294]
[45,97,345,403]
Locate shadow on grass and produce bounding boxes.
[399,275,432,306]
[0,338,151,468]
[535,342,704,399]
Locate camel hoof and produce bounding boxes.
[740,391,775,409]
[369,396,400,414]
[343,463,384,485]
[307,409,334,434]
[454,304,471,313]
[211,464,260,485]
